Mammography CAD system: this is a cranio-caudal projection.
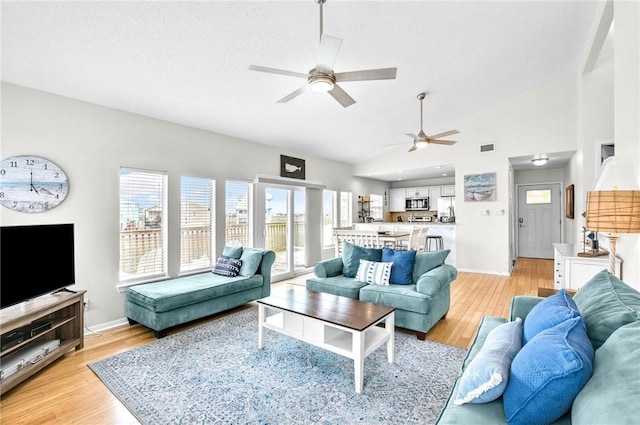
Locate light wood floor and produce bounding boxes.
[0,257,553,425]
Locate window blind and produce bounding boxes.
[225,180,251,247]
[119,168,168,284]
[180,176,215,273]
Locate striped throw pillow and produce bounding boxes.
[213,256,242,277]
[355,259,393,285]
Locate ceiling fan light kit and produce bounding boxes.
[248,0,397,107]
[397,92,460,152]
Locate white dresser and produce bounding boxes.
[553,243,622,290]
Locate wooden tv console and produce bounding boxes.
[0,290,85,395]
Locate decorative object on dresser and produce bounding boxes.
[0,155,69,212]
[583,156,640,274]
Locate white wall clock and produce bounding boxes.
[0,155,70,213]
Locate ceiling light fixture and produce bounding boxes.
[532,157,549,166]
[308,70,335,92]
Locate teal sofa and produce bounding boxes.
[125,248,275,338]
[436,270,640,424]
[306,243,457,339]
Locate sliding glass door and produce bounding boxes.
[261,184,306,280]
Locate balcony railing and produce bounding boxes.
[120,222,305,275]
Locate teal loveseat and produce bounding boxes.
[125,248,275,338]
[306,242,457,339]
[436,270,640,425]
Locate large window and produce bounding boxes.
[119,168,168,284]
[226,180,251,247]
[180,176,215,274]
[322,190,337,247]
[370,194,384,220]
[339,191,353,227]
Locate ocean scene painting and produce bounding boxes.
[464,173,496,201]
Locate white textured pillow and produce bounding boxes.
[355,259,393,285]
[454,317,523,405]
[355,260,393,286]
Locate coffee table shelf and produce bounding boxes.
[258,286,395,393]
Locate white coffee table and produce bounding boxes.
[257,285,395,393]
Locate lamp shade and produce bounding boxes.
[585,190,640,233]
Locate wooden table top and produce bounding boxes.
[258,285,395,332]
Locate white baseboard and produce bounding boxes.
[456,268,511,276]
[84,317,129,336]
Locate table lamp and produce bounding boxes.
[584,157,640,274]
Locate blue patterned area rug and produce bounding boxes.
[88,306,466,425]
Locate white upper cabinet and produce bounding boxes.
[428,186,442,199]
[406,187,429,198]
[389,188,406,212]
[441,185,456,196]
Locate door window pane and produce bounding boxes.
[323,190,337,247]
[526,189,551,204]
[340,191,352,227]
[180,176,215,273]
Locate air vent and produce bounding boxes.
[480,143,495,152]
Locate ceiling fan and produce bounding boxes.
[248,0,397,108]
[403,93,459,152]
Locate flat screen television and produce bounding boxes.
[1,223,76,309]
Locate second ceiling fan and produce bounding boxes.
[404,93,459,152]
[248,0,397,108]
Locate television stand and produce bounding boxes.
[0,290,85,395]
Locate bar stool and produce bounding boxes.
[426,235,444,251]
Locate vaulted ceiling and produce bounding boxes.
[2,1,598,177]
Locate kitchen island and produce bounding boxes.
[354,223,456,266]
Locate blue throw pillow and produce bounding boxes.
[503,316,594,425]
[523,289,581,344]
[213,256,242,277]
[239,248,263,277]
[382,247,416,285]
[454,318,523,405]
[222,245,243,259]
[342,241,382,278]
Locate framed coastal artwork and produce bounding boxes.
[280,155,305,180]
[464,172,496,201]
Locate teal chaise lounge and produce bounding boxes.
[125,247,275,338]
[306,241,457,339]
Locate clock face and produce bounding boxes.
[0,155,70,213]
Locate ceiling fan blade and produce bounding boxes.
[248,65,308,79]
[383,141,409,147]
[427,129,460,139]
[335,67,397,82]
[408,144,417,152]
[276,85,308,104]
[429,140,457,145]
[316,34,343,73]
[328,83,356,108]
[404,133,418,139]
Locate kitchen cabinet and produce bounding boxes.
[553,243,621,290]
[406,187,429,198]
[389,189,406,212]
[441,185,456,196]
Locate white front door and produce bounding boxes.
[517,183,561,259]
